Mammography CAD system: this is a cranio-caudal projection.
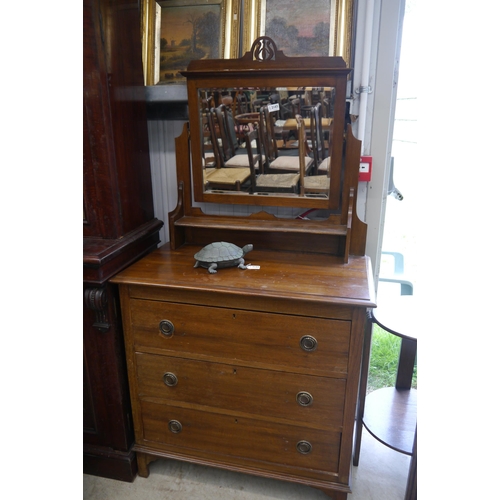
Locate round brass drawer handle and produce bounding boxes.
[296,440,312,454]
[168,420,182,433]
[296,391,313,407]
[159,319,175,337]
[300,335,317,352]
[163,372,178,387]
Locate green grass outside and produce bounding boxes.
[367,324,417,394]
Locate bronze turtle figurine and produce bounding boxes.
[193,242,253,274]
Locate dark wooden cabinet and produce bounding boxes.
[83,0,163,481]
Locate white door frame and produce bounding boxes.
[362,0,406,290]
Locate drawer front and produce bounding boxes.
[140,401,341,474]
[129,299,351,375]
[136,353,346,429]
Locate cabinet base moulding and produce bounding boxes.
[83,445,138,482]
[133,448,351,500]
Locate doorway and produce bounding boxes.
[378,0,417,299]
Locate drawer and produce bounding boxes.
[140,401,341,474]
[129,299,351,375]
[136,353,346,429]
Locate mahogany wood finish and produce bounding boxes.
[112,37,374,498]
[113,247,374,498]
[185,37,350,211]
[83,0,163,481]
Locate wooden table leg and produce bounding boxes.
[353,310,373,466]
[396,338,417,389]
[404,426,417,500]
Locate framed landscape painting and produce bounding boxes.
[142,0,239,85]
[256,0,354,65]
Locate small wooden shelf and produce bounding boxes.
[362,387,417,455]
[175,214,349,236]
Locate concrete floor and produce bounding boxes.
[83,430,410,499]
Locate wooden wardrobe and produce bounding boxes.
[83,0,163,481]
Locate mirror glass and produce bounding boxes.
[198,86,336,200]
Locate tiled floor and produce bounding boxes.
[83,430,410,499]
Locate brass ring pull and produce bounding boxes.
[300,335,317,352]
[168,420,182,433]
[159,319,174,337]
[296,391,313,407]
[296,440,312,454]
[163,372,178,387]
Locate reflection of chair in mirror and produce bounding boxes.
[267,95,291,147]
[210,106,263,171]
[215,104,243,158]
[232,92,252,141]
[234,91,250,115]
[203,108,252,192]
[297,115,330,197]
[317,117,335,175]
[245,126,301,195]
[201,114,216,168]
[260,106,313,176]
[203,167,251,192]
[308,103,327,173]
[290,97,302,117]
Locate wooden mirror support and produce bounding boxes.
[170,37,367,262]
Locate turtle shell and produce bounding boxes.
[194,242,243,263]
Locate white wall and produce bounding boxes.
[352,0,406,287]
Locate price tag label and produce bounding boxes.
[268,103,280,112]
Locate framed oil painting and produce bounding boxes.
[251,0,354,66]
[142,0,239,85]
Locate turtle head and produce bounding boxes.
[242,244,253,255]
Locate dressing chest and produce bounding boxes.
[112,38,375,499]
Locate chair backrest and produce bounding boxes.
[296,115,307,196]
[235,91,249,114]
[215,104,239,160]
[290,97,301,116]
[207,107,224,169]
[244,126,262,192]
[260,105,278,162]
[309,102,326,169]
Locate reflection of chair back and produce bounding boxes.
[260,106,314,175]
[209,106,264,172]
[297,116,307,196]
[310,103,326,172]
[260,106,278,162]
[245,124,301,194]
[317,117,335,175]
[234,91,249,114]
[244,127,261,192]
[290,98,301,116]
[206,107,224,169]
[298,114,330,197]
[215,104,240,160]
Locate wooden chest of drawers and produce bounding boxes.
[112,245,374,499]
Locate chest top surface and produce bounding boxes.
[111,245,375,308]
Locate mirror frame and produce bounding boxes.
[183,37,351,210]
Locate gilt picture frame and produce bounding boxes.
[248,0,354,66]
[142,0,240,85]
